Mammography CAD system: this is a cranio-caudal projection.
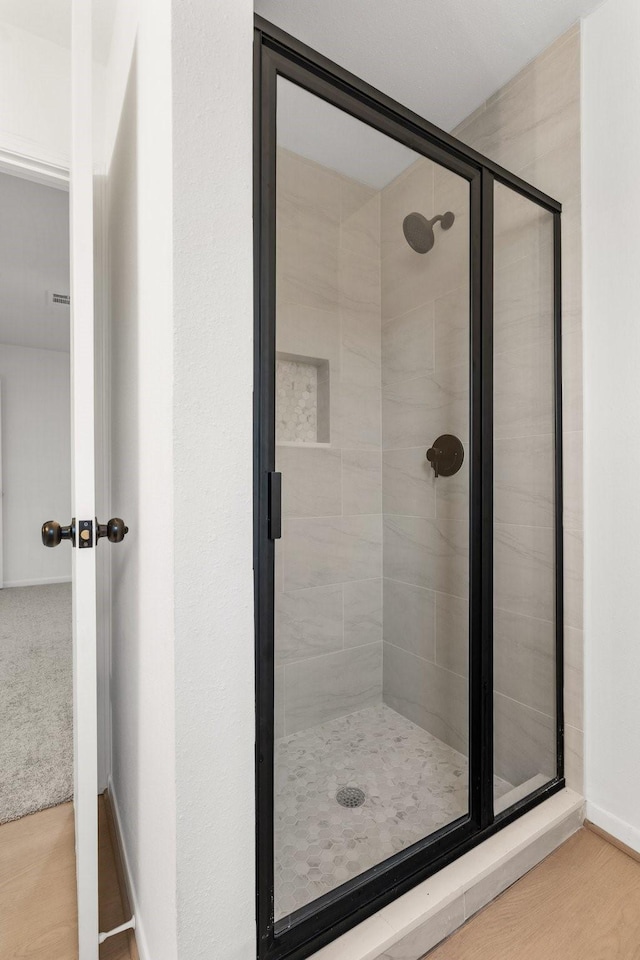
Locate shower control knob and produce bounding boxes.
[42,519,76,547]
[426,435,464,479]
[96,517,129,544]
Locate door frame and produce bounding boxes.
[254,16,565,960]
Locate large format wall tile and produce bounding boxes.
[285,642,383,734]
[344,579,383,647]
[382,447,435,519]
[517,132,581,211]
[382,365,469,450]
[277,148,341,248]
[381,240,433,322]
[339,247,381,317]
[337,381,382,449]
[284,515,383,591]
[493,434,555,528]
[494,607,555,716]
[494,248,554,356]
[275,583,344,666]
[276,302,341,374]
[494,341,555,440]
[277,225,339,311]
[435,592,468,678]
[456,28,580,174]
[340,184,379,262]
[564,625,583,731]
[384,516,469,598]
[564,722,583,794]
[561,328,583,433]
[342,449,382,515]
[277,445,342,519]
[563,527,583,630]
[494,182,555,269]
[383,642,468,753]
[494,523,555,622]
[382,303,434,384]
[562,430,583,531]
[383,578,436,661]
[494,692,556,786]
[341,309,382,388]
[434,285,470,372]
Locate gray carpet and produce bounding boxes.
[0,583,73,823]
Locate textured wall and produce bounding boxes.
[275,147,384,737]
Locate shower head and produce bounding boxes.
[402,210,455,254]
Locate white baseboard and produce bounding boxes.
[586,801,640,855]
[2,576,72,588]
[107,777,150,960]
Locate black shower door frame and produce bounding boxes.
[254,16,564,960]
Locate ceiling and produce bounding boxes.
[0,172,70,353]
[256,0,602,133]
[0,0,115,64]
[258,0,602,186]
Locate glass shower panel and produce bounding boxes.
[274,76,471,920]
[492,181,557,812]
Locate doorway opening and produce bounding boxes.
[0,170,72,827]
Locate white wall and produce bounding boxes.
[104,0,255,955]
[0,342,71,586]
[105,2,177,959]
[171,1,255,958]
[0,21,70,168]
[582,0,640,851]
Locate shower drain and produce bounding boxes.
[336,786,366,808]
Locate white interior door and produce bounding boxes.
[71,1,99,956]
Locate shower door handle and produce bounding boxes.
[268,472,282,540]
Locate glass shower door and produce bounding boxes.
[272,76,473,920]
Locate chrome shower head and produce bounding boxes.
[402,210,455,254]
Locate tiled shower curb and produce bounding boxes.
[311,788,584,960]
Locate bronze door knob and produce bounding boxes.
[96,518,129,543]
[42,519,75,547]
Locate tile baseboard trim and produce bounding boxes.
[310,788,584,960]
[585,801,640,859]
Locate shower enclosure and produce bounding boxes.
[254,18,563,960]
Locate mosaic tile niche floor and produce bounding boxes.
[274,703,513,919]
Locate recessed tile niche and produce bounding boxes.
[276,353,330,444]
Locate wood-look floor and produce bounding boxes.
[3,813,640,960]
[0,798,133,960]
[428,827,640,960]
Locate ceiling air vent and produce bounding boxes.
[51,293,71,306]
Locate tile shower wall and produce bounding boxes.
[380,156,471,757]
[275,148,383,737]
[456,24,583,791]
[380,25,582,793]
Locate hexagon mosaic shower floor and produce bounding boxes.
[274,703,513,919]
